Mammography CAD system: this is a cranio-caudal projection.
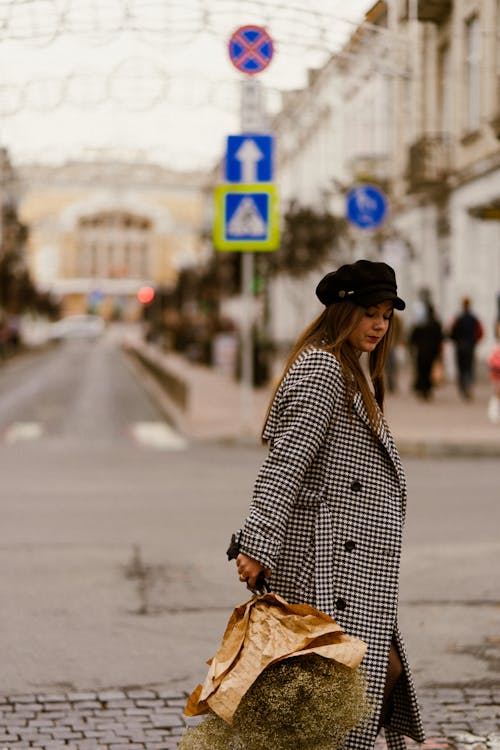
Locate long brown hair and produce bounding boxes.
[262,301,394,440]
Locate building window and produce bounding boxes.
[465,15,481,133]
[76,211,152,280]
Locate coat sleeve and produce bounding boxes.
[238,350,341,570]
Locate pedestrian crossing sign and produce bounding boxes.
[213,183,280,251]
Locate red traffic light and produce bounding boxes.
[137,286,155,304]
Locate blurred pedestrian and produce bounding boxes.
[229,259,425,750]
[385,312,405,393]
[0,310,10,361]
[449,297,483,399]
[487,321,500,424]
[409,304,443,400]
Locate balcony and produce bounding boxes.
[348,154,391,193]
[401,0,452,23]
[406,135,451,192]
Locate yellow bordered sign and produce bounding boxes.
[213,183,280,252]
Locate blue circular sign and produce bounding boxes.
[346,184,388,230]
[228,25,274,75]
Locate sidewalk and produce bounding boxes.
[0,685,498,750]
[125,340,500,456]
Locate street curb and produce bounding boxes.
[124,341,500,458]
[394,440,500,458]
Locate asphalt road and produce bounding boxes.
[0,330,498,698]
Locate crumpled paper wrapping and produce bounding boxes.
[184,592,367,724]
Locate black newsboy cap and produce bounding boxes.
[316,259,405,310]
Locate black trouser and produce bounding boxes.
[455,344,474,395]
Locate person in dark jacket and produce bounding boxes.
[449,297,483,399]
[409,304,443,400]
[231,260,425,750]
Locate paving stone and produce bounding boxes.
[168,725,186,735]
[2,718,28,726]
[151,716,184,729]
[50,730,84,739]
[93,709,127,718]
[83,729,118,738]
[41,703,72,712]
[11,711,37,719]
[126,690,158,700]
[9,695,38,704]
[98,690,128,701]
[450,732,489,744]
[76,740,108,750]
[438,691,467,702]
[62,722,89,731]
[158,692,185,701]
[67,693,97,703]
[0,733,20,742]
[104,700,135,710]
[71,701,102,710]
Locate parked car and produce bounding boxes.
[49,314,105,340]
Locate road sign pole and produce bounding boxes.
[239,77,257,430]
[224,25,276,431]
[240,250,254,429]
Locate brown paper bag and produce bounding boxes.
[184,592,367,724]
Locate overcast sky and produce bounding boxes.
[0,0,376,171]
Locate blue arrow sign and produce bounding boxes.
[226,134,273,183]
[346,184,388,230]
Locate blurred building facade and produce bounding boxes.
[271,0,500,353]
[19,161,208,320]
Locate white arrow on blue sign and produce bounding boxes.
[225,134,274,183]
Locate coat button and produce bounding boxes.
[350,480,362,492]
[335,597,347,611]
[344,540,356,552]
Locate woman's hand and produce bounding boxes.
[236,553,270,590]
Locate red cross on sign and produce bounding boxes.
[228,25,274,75]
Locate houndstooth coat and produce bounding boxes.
[235,348,425,750]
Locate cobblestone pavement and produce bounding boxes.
[0,686,498,750]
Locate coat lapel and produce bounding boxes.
[352,392,406,489]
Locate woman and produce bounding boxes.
[409,303,443,400]
[230,260,425,750]
[487,321,500,423]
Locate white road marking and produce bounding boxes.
[4,422,43,443]
[130,422,187,450]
